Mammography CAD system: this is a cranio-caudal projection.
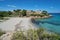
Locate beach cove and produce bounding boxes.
[33,13,60,34]
[0,17,37,40]
[0,17,37,32]
[0,15,60,40]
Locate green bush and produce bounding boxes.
[11,28,60,40]
[0,11,13,17]
[0,29,5,36]
[21,9,27,16]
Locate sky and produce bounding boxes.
[0,0,60,13]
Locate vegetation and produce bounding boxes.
[0,29,5,36]
[11,28,60,40]
[0,11,12,17]
[30,14,44,17]
[13,9,21,16]
[30,10,50,17]
[0,10,50,17]
[0,11,12,20]
[0,9,27,17]
[41,10,50,16]
[21,9,27,16]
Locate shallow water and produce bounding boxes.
[34,13,60,34]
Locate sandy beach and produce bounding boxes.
[0,17,36,32]
[0,17,37,40]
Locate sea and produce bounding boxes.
[33,13,60,34]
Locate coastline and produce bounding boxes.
[0,17,37,40]
[30,15,52,19]
[0,15,60,40]
[0,17,37,32]
[14,17,37,31]
[0,15,52,32]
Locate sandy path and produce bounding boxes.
[0,17,22,40]
[0,17,36,40]
[15,17,36,31]
[0,17,22,32]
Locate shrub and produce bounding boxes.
[11,28,60,40]
[0,29,5,36]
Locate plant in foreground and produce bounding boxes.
[11,28,60,40]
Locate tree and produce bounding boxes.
[13,9,21,12]
[21,9,27,16]
[13,9,21,16]
[0,11,9,17]
[41,11,48,15]
[8,11,12,15]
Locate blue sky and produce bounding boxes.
[0,0,60,13]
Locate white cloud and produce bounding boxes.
[7,5,16,8]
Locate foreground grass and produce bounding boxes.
[0,29,5,36]
[0,17,9,23]
[11,28,60,40]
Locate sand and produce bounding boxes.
[0,17,37,40]
[0,17,36,32]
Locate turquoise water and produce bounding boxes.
[34,13,60,34]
